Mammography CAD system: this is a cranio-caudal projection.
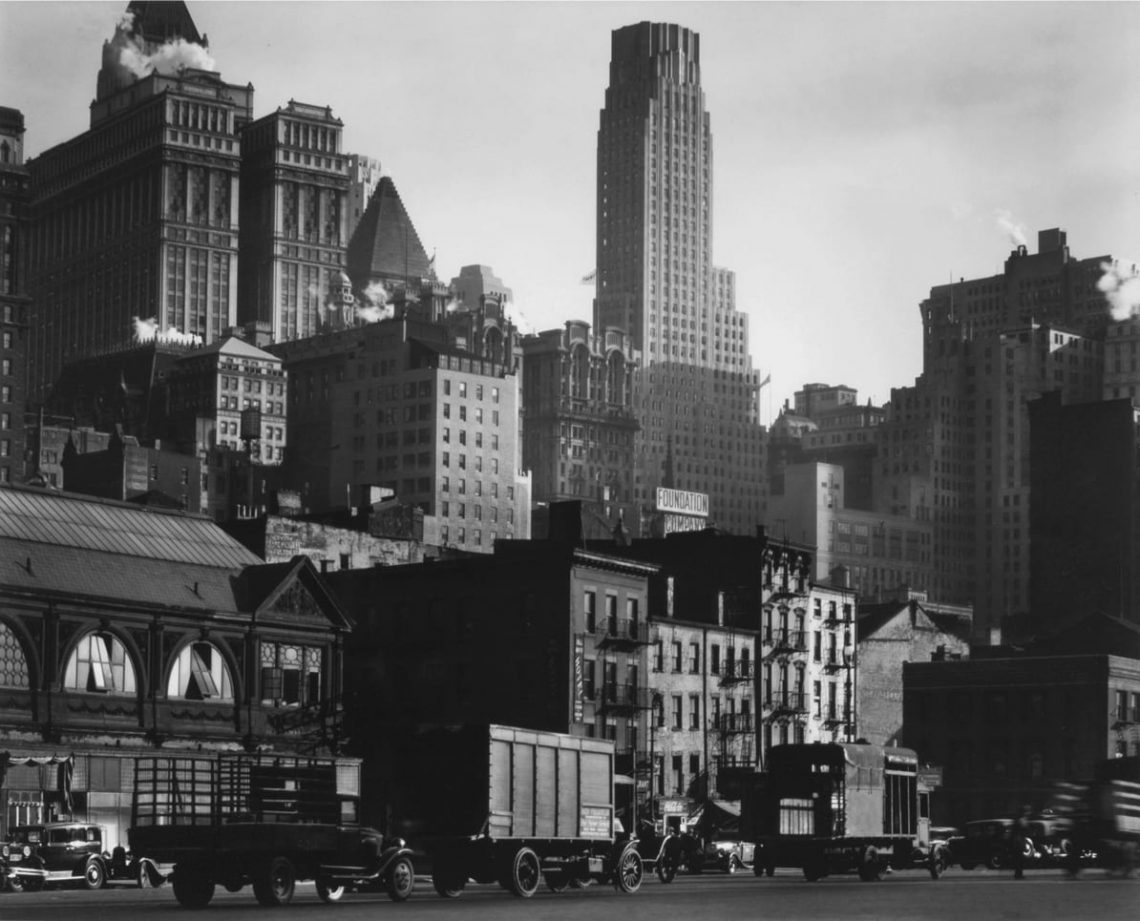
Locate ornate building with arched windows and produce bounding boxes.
[0,485,352,850]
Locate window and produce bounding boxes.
[583,660,596,700]
[260,642,321,707]
[672,695,683,730]
[672,641,683,671]
[0,620,30,688]
[167,642,234,700]
[689,642,700,673]
[710,643,720,674]
[653,640,663,672]
[63,632,137,694]
[689,695,700,729]
[584,591,596,632]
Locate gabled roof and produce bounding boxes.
[184,336,280,363]
[234,555,354,630]
[1029,611,1140,659]
[346,176,432,286]
[125,0,204,47]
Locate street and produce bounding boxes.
[1,869,1136,921]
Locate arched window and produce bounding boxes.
[0,620,30,688]
[63,632,136,694]
[167,641,234,701]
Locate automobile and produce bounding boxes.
[1026,816,1081,868]
[691,839,755,874]
[946,819,1037,871]
[3,823,111,890]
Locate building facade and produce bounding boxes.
[270,316,530,550]
[521,321,640,532]
[593,22,766,537]
[27,5,252,401]
[237,100,350,343]
[0,106,29,486]
[0,485,352,847]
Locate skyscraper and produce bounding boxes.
[26,2,251,402]
[594,22,765,536]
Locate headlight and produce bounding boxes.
[2,844,8,857]
[23,845,31,858]
[388,837,406,849]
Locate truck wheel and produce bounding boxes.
[316,878,346,902]
[858,846,881,882]
[172,866,215,908]
[253,856,295,906]
[543,869,568,892]
[386,856,415,902]
[504,847,540,898]
[803,859,826,882]
[614,848,643,893]
[727,855,741,874]
[656,854,678,883]
[83,858,107,890]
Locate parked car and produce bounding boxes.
[3,823,110,890]
[947,819,1037,871]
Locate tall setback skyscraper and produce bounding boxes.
[594,23,765,536]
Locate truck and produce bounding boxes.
[389,724,643,898]
[1052,755,1140,876]
[128,753,415,908]
[741,742,947,881]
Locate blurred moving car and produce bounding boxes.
[947,819,1037,870]
[690,839,755,874]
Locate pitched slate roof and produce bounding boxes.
[0,486,262,613]
[345,176,432,287]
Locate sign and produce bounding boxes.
[655,487,709,517]
[573,636,584,722]
[663,513,706,535]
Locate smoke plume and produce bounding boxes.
[1098,261,1140,321]
[131,317,202,346]
[995,209,1028,248]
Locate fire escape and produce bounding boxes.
[594,611,653,775]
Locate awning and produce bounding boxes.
[0,753,75,812]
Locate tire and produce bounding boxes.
[83,858,107,891]
[253,856,295,907]
[803,858,826,882]
[431,856,466,898]
[727,855,741,874]
[6,875,24,893]
[543,870,568,892]
[505,847,540,898]
[172,866,215,909]
[929,845,945,879]
[656,854,677,884]
[386,856,415,902]
[316,878,347,903]
[22,877,43,893]
[614,847,643,893]
[858,846,881,882]
[960,861,976,871]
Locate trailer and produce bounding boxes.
[128,753,414,908]
[1053,756,1140,876]
[390,724,643,898]
[742,742,946,881]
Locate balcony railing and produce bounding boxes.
[766,693,808,717]
[597,683,651,713]
[716,713,755,734]
[595,618,651,649]
[719,661,753,686]
[764,630,807,659]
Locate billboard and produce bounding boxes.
[655,488,709,516]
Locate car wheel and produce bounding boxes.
[316,877,347,902]
[83,858,107,891]
[614,847,643,893]
[386,856,415,902]
[6,875,24,893]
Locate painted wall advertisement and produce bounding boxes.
[655,487,709,535]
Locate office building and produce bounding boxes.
[237,100,350,343]
[522,321,640,534]
[346,153,383,238]
[26,3,251,401]
[883,230,1108,639]
[0,106,29,485]
[594,22,766,537]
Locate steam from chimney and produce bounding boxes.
[444,297,462,314]
[995,209,1028,248]
[356,281,393,323]
[1098,261,1140,321]
[115,9,217,80]
[131,317,202,346]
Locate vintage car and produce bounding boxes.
[690,839,755,874]
[4,823,110,890]
[947,819,1037,871]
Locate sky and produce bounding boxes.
[4,1,1140,422]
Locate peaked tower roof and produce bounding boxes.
[97,1,208,102]
[346,176,433,288]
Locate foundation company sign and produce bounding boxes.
[655,487,709,535]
